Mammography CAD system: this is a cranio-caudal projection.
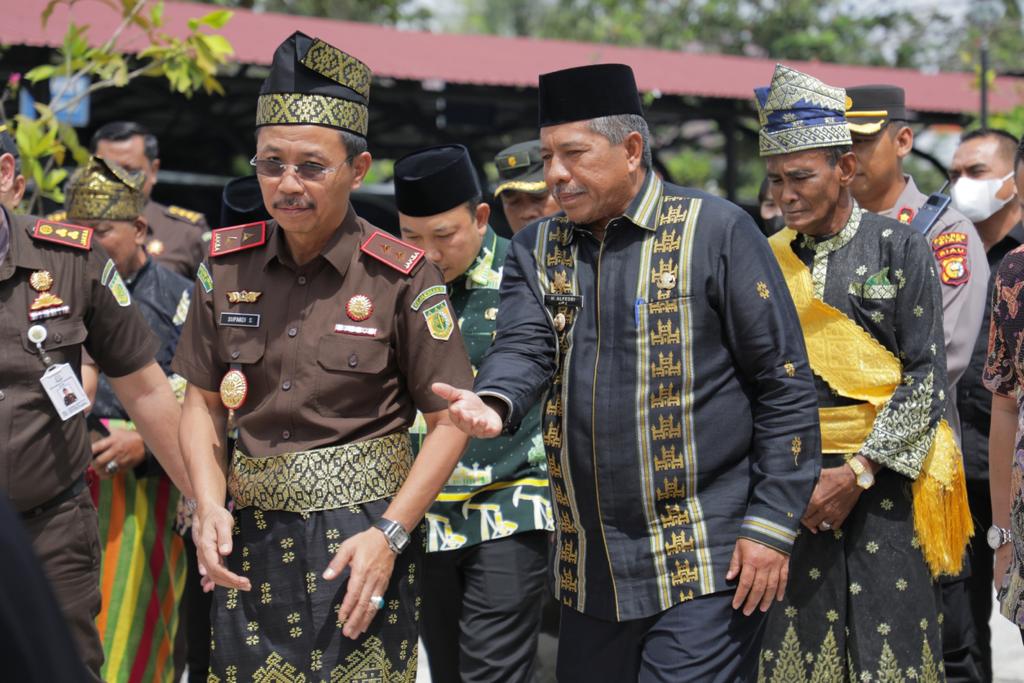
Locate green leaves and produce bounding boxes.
[10,0,235,211]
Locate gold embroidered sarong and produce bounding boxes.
[228,432,414,513]
[769,228,972,576]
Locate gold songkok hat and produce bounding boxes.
[65,156,146,221]
[754,64,851,157]
[256,31,372,137]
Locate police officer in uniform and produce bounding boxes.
[847,85,989,683]
[172,31,473,680]
[0,171,192,680]
[395,144,552,683]
[493,140,560,234]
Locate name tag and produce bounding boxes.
[40,363,90,421]
[544,294,583,308]
[219,312,261,328]
[335,324,377,337]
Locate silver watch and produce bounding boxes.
[373,517,410,554]
[987,525,1012,550]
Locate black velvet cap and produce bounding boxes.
[845,85,911,135]
[393,145,481,218]
[220,176,270,227]
[538,63,643,128]
[256,31,371,136]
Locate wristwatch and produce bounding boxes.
[987,525,1012,550]
[846,456,875,490]
[373,517,411,554]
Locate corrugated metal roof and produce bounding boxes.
[7,0,1023,115]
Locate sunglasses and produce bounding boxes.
[249,155,353,182]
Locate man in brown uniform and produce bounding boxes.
[172,31,473,680]
[48,122,210,279]
[0,176,192,678]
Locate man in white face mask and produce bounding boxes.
[951,127,1024,682]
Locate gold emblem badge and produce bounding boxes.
[30,292,65,310]
[219,369,248,410]
[226,290,263,304]
[346,295,373,321]
[656,271,676,289]
[147,239,165,256]
[29,270,54,292]
[553,312,566,331]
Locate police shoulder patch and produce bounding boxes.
[210,221,267,257]
[360,231,424,275]
[167,205,204,224]
[31,219,93,250]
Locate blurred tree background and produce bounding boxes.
[198,0,1024,199]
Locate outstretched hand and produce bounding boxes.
[431,383,503,438]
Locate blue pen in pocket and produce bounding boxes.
[634,298,645,327]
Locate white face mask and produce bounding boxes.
[950,172,1016,223]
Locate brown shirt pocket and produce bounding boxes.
[313,334,391,417]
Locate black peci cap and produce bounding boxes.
[538,63,643,128]
[393,144,481,218]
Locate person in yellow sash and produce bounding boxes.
[755,64,972,682]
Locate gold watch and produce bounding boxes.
[847,456,875,490]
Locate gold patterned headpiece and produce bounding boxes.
[256,31,372,137]
[754,64,851,157]
[65,156,146,221]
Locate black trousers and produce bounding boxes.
[421,530,549,683]
[965,477,994,682]
[173,533,213,682]
[556,589,767,683]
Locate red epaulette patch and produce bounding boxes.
[31,219,92,250]
[210,221,267,257]
[360,231,424,275]
[896,206,915,224]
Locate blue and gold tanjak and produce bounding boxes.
[754,64,851,157]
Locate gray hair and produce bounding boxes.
[339,130,368,158]
[587,114,652,169]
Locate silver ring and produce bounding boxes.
[105,461,119,474]
[819,520,832,531]
[369,595,384,610]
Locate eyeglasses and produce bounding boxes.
[249,155,351,182]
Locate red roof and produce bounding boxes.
[7,0,1024,115]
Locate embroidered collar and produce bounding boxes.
[799,202,863,254]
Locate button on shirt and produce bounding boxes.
[172,207,474,457]
[0,209,158,511]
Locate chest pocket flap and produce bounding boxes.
[317,335,389,374]
[20,318,87,354]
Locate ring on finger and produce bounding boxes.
[818,520,832,531]
[369,595,385,610]
[105,461,119,474]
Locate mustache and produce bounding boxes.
[554,185,586,198]
[273,196,316,209]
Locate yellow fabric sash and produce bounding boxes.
[768,228,972,577]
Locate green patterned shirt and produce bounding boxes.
[412,227,551,552]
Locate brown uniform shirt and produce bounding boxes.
[0,209,158,511]
[171,207,474,457]
[143,200,210,280]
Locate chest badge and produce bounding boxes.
[656,271,677,290]
[226,290,262,304]
[27,270,70,321]
[346,295,374,322]
[219,369,248,410]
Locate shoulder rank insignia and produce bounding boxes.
[360,230,424,275]
[32,219,92,250]
[210,221,267,257]
[896,206,915,224]
[168,205,204,224]
[45,210,67,222]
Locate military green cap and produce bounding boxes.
[494,140,547,197]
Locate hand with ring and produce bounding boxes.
[369,595,385,611]
[105,461,119,474]
[818,520,832,531]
